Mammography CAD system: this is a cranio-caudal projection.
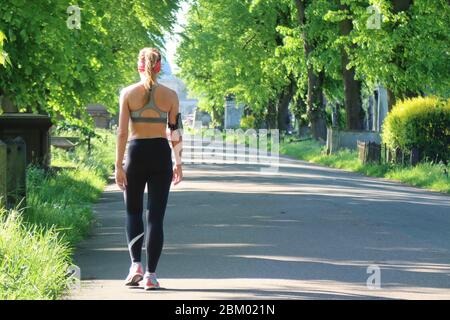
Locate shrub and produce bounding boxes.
[382,96,450,162]
[240,115,256,130]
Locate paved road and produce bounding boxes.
[69,143,450,299]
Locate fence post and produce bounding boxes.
[357,140,367,164]
[410,147,420,166]
[5,137,27,209]
[0,140,6,208]
[395,147,402,164]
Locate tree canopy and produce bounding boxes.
[0,0,180,127]
[176,0,450,137]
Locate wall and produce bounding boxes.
[327,128,381,154]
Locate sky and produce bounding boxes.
[163,1,190,75]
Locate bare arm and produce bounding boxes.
[168,90,182,160]
[168,90,183,185]
[115,90,130,189]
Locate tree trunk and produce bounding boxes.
[0,95,18,113]
[211,106,224,130]
[392,0,413,13]
[308,70,327,141]
[277,79,295,132]
[266,99,277,130]
[339,3,365,130]
[294,0,327,141]
[386,0,415,110]
[387,88,418,111]
[387,88,396,112]
[293,93,307,136]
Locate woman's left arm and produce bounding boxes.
[115,89,130,190]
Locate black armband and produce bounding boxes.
[168,113,183,131]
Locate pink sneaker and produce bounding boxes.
[144,272,160,290]
[125,263,144,286]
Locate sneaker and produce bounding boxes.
[125,262,144,286]
[144,272,160,290]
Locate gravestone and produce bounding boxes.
[327,128,381,154]
[224,95,243,129]
[0,113,53,168]
[375,85,389,132]
[367,95,374,131]
[331,103,339,128]
[358,140,381,164]
[87,104,111,128]
[194,109,211,127]
[50,136,77,151]
[0,140,6,207]
[5,137,27,208]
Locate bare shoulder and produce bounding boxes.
[120,82,142,100]
[158,84,178,100]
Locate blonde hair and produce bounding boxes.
[138,47,161,90]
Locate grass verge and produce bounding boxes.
[0,128,115,299]
[280,139,450,194]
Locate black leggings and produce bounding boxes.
[123,138,173,273]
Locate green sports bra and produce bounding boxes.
[129,84,168,123]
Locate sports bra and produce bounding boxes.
[129,84,168,123]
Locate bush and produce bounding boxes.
[240,115,256,130]
[382,96,450,162]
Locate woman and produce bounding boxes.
[115,47,183,290]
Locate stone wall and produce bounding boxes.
[327,128,381,154]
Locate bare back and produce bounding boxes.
[120,82,179,140]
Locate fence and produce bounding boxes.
[357,140,421,166]
[0,137,27,209]
[357,141,381,164]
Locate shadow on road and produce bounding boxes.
[73,162,450,299]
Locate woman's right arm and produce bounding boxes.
[115,89,130,190]
[168,90,183,185]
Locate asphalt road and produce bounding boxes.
[69,143,450,300]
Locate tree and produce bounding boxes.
[177,0,449,139]
[177,0,295,130]
[347,0,450,110]
[0,31,8,66]
[293,0,329,141]
[338,1,365,129]
[0,1,179,127]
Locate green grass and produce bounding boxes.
[25,165,104,245]
[0,208,72,299]
[280,139,326,162]
[280,139,450,194]
[385,162,450,193]
[186,127,450,193]
[0,128,116,299]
